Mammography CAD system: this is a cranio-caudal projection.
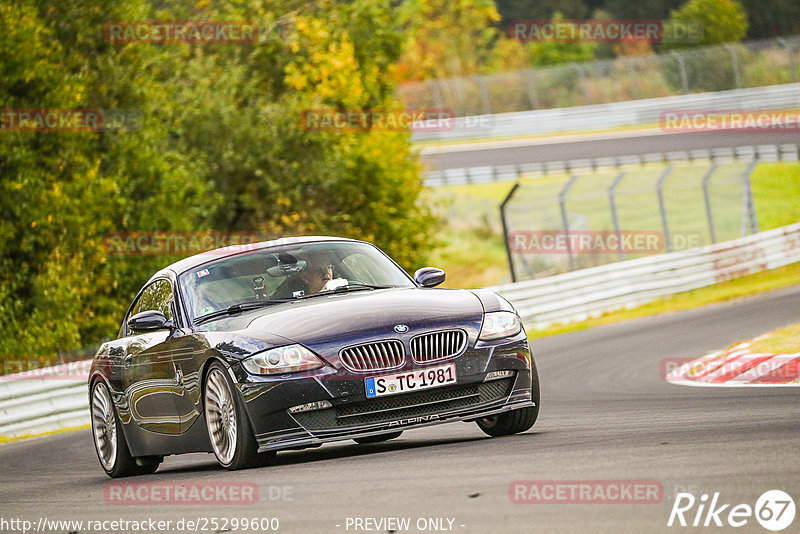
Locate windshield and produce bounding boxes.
[178,241,415,323]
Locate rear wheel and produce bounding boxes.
[476,359,541,437]
[204,362,262,470]
[91,381,161,477]
[354,431,403,444]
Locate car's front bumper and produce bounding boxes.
[232,334,535,453]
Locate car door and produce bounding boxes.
[121,279,184,434]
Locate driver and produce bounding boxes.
[298,263,335,294]
[272,249,346,298]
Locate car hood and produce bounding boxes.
[203,287,486,349]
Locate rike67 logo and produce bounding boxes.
[668,490,795,531]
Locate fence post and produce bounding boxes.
[670,52,690,94]
[701,163,719,243]
[741,160,759,236]
[572,64,591,105]
[559,175,580,271]
[523,70,540,110]
[657,164,675,252]
[475,75,492,116]
[776,37,797,83]
[724,44,743,88]
[430,80,445,110]
[625,59,640,100]
[500,182,522,282]
[608,170,628,261]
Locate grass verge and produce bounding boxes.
[0,424,90,445]
[429,162,800,289]
[748,323,800,354]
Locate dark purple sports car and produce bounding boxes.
[89,236,539,477]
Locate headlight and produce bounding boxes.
[242,344,324,375]
[479,311,522,341]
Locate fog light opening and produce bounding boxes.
[484,370,515,382]
[288,400,333,414]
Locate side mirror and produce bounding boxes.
[127,310,172,333]
[414,267,446,288]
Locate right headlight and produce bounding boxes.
[241,344,324,375]
[479,311,522,341]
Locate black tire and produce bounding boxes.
[203,362,262,470]
[91,381,161,478]
[353,431,403,444]
[476,358,541,437]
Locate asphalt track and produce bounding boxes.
[420,130,800,171]
[1,284,798,533]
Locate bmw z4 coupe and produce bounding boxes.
[89,236,540,477]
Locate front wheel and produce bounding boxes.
[476,359,541,437]
[91,381,160,477]
[204,362,262,470]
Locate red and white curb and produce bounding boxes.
[664,341,800,387]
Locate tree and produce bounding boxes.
[523,13,598,67]
[394,0,502,81]
[1,0,433,360]
[665,0,748,48]
[739,0,800,40]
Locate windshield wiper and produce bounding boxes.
[296,283,394,300]
[194,299,292,325]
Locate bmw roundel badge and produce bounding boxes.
[394,324,409,333]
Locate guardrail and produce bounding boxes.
[424,143,799,187]
[2,223,799,440]
[412,83,800,143]
[489,222,800,329]
[0,361,90,439]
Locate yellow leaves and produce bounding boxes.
[283,16,364,107]
[31,221,36,228]
[280,213,302,226]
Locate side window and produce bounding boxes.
[127,279,174,333]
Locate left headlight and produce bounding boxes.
[242,344,325,375]
[479,311,522,341]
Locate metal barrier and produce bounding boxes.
[402,36,800,122]
[425,143,799,188]
[412,83,800,144]
[2,223,799,439]
[489,222,800,329]
[0,361,90,439]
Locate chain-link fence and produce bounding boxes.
[398,36,800,117]
[501,160,762,281]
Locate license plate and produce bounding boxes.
[365,363,457,398]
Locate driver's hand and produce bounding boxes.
[323,278,348,291]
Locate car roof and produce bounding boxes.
[151,235,360,282]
